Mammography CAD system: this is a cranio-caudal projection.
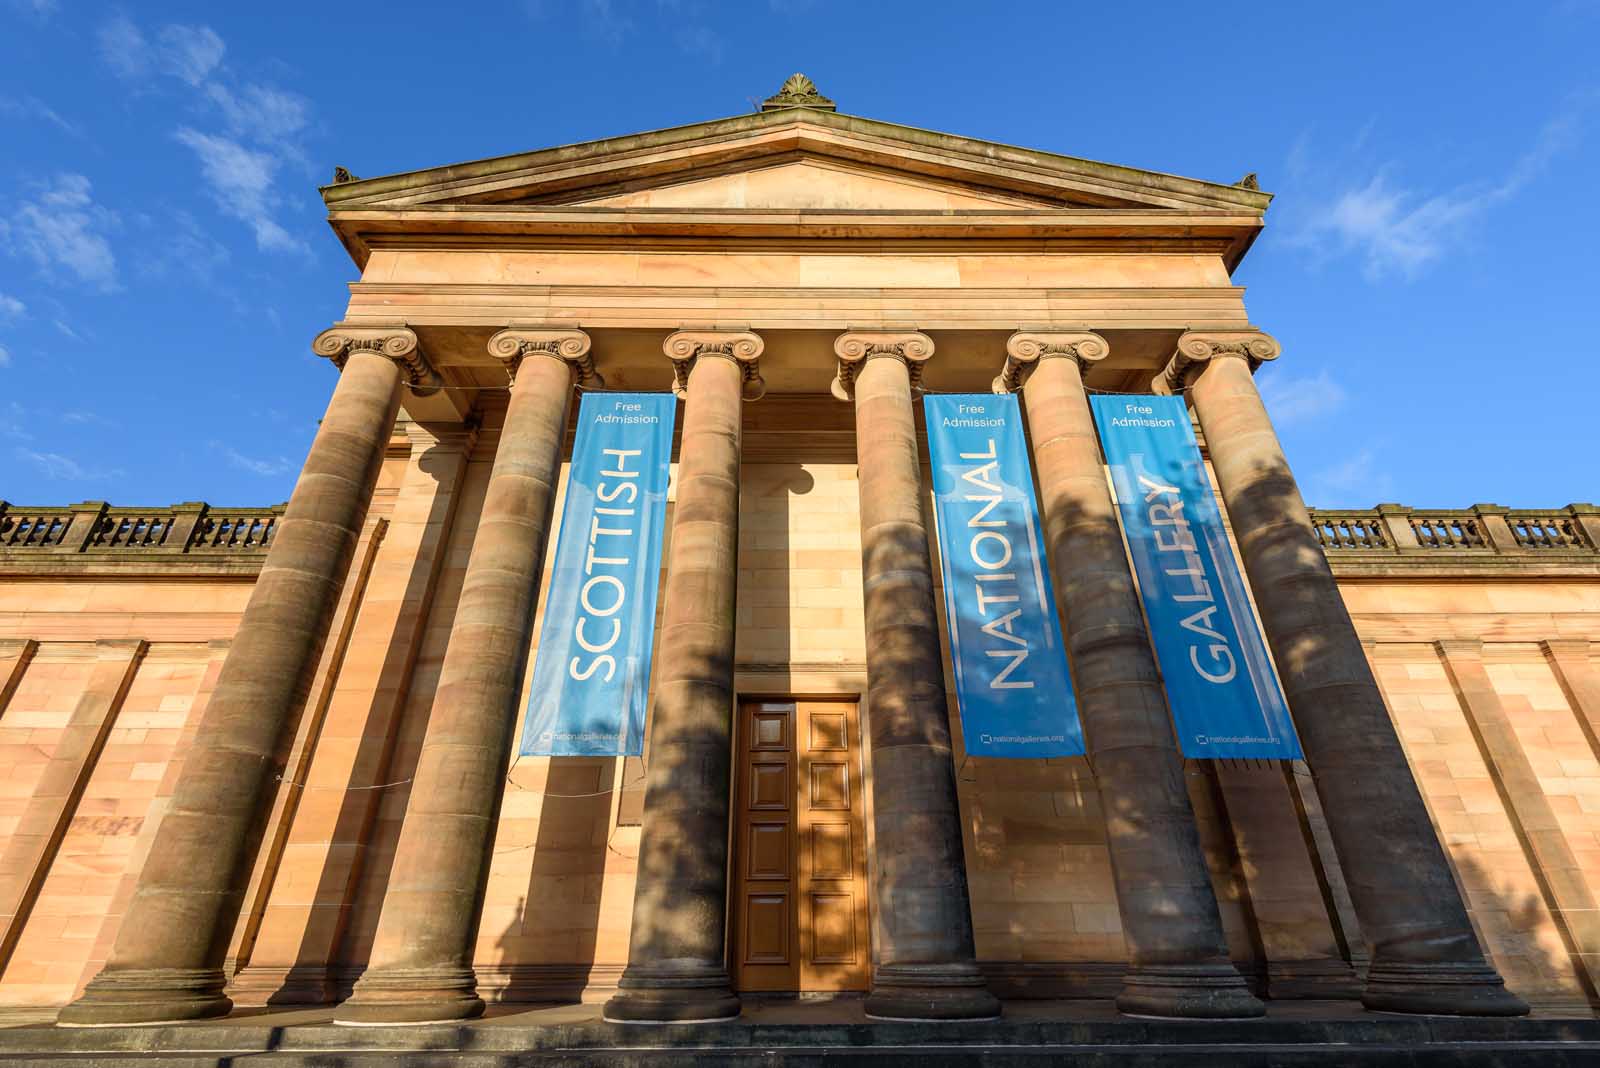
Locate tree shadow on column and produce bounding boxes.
[496,756,616,1005]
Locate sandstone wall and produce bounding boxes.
[1,430,1597,1010]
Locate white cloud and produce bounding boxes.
[1292,107,1589,280]
[674,26,724,62]
[53,318,82,341]
[97,15,150,80]
[8,0,59,15]
[93,16,314,253]
[1257,368,1348,426]
[157,25,226,86]
[141,210,231,280]
[0,344,11,368]
[206,83,310,144]
[220,445,294,477]
[7,174,120,289]
[61,410,117,427]
[1303,447,1396,507]
[0,293,24,319]
[174,129,301,252]
[16,448,123,482]
[582,0,634,43]
[0,95,78,136]
[98,17,224,86]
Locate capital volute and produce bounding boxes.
[831,329,934,401]
[312,322,442,396]
[993,329,1108,394]
[487,326,599,387]
[1154,330,1281,395]
[663,329,765,401]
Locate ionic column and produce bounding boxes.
[832,330,1000,1021]
[337,327,594,1024]
[1156,331,1526,1016]
[60,324,432,1025]
[604,329,763,1024]
[1001,331,1261,1018]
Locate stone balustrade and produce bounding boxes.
[0,501,285,569]
[4,498,1595,571]
[1311,503,1600,556]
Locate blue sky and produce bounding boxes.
[1,1,1596,508]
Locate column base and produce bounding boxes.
[865,962,1001,1021]
[603,962,740,1024]
[1115,963,1265,1019]
[55,967,232,1026]
[333,966,485,1026]
[1362,960,1529,1017]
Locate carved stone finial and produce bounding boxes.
[760,72,837,112]
[993,330,1109,394]
[487,326,598,387]
[1153,330,1281,394]
[332,166,359,185]
[1235,172,1260,191]
[831,330,934,401]
[663,330,765,401]
[311,323,441,395]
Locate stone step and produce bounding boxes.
[2,1007,1600,1066]
[4,1045,1600,1067]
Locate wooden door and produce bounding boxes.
[732,699,870,992]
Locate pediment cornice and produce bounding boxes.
[322,108,1271,272]
[323,110,1269,214]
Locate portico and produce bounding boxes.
[48,76,1542,1031]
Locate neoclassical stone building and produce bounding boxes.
[3,77,1600,1034]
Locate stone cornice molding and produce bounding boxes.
[993,329,1108,394]
[312,323,442,396]
[830,330,934,401]
[1154,330,1281,394]
[663,329,765,401]
[486,326,599,387]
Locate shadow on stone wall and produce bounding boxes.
[1451,853,1596,1010]
[493,757,616,1002]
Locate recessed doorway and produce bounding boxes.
[731,698,870,993]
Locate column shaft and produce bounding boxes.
[848,345,999,1021]
[1018,346,1261,1018]
[605,349,745,1023]
[60,349,403,1025]
[338,349,576,1024]
[1182,345,1526,1016]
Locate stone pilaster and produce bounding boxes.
[832,329,1000,1022]
[58,325,419,1026]
[336,328,590,1024]
[1156,330,1526,1017]
[604,329,761,1024]
[1003,330,1262,1018]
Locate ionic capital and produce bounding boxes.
[487,326,599,387]
[993,329,1108,394]
[831,329,934,401]
[664,329,765,401]
[312,322,442,396]
[1153,330,1281,394]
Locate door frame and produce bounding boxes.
[728,692,872,995]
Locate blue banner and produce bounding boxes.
[519,392,675,756]
[923,393,1084,758]
[1090,394,1301,759]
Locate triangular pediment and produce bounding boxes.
[561,158,1049,211]
[324,108,1271,216]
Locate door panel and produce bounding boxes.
[733,698,869,993]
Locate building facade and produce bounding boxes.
[3,77,1599,1026]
